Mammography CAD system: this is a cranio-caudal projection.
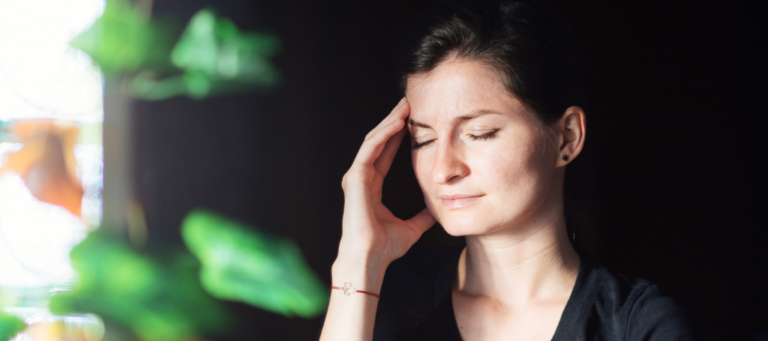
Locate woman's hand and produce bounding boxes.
[320,98,435,341]
[337,97,436,269]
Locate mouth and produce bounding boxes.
[439,194,484,209]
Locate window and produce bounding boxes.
[0,0,104,297]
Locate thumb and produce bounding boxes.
[405,208,436,235]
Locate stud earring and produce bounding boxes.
[562,155,569,161]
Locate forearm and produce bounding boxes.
[319,257,389,341]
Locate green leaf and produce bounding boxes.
[69,2,280,99]
[69,0,177,76]
[135,8,281,99]
[171,9,279,79]
[49,231,231,341]
[0,312,24,341]
[182,210,328,318]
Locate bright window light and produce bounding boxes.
[0,0,105,290]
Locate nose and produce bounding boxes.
[432,141,470,184]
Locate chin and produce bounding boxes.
[434,210,497,237]
[431,201,527,237]
[441,224,477,237]
[425,200,486,236]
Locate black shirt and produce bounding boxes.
[372,245,702,341]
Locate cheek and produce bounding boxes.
[472,136,547,192]
[411,151,433,190]
[468,148,515,191]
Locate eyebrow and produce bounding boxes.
[408,110,500,129]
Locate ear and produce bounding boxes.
[555,106,586,168]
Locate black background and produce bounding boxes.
[133,0,765,340]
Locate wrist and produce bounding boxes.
[332,255,389,294]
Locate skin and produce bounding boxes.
[320,56,586,341]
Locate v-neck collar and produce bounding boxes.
[430,246,601,341]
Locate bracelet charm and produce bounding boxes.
[341,282,356,295]
[331,282,380,299]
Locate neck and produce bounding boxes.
[455,206,580,308]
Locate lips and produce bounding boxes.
[439,194,484,209]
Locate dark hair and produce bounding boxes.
[401,0,584,125]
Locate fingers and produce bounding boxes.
[371,97,407,132]
[405,208,436,235]
[373,127,406,175]
[352,98,411,169]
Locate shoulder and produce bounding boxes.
[373,246,463,341]
[578,262,702,341]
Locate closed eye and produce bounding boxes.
[413,130,498,149]
[468,130,498,141]
[411,139,434,150]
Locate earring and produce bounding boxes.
[562,155,569,161]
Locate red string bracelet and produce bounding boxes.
[331,282,380,299]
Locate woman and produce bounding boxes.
[320,1,700,340]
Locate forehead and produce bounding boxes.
[405,59,527,124]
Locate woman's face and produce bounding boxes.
[407,58,561,236]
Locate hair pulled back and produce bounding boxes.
[403,0,584,124]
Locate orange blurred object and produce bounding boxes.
[15,312,105,341]
[0,120,84,217]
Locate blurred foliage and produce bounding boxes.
[172,9,280,81]
[131,9,281,100]
[69,0,280,100]
[46,209,328,340]
[69,0,177,75]
[0,311,25,341]
[182,210,328,318]
[0,289,24,341]
[49,231,231,341]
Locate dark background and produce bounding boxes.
[131,0,764,340]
